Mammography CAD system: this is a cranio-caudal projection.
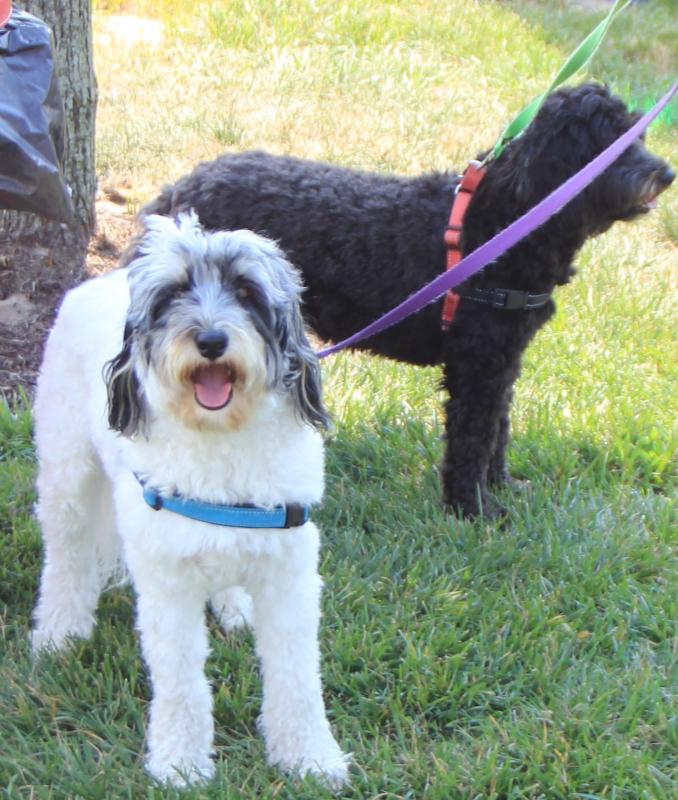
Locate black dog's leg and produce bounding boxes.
[487,388,513,487]
[487,407,531,496]
[441,353,520,519]
[441,395,506,519]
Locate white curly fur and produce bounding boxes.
[31,215,349,789]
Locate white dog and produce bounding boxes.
[31,213,349,788]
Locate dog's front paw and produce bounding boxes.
[32,628,66,653]
[445,491,507,521]
[269,735,351,791]
[31,618,93,653]
[146,753,215,788]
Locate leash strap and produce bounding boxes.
[316,80,677,359]
[490,0,631,160]
[441,161,486,329]
[137,476,310,529]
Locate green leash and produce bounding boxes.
[489,0,631,161]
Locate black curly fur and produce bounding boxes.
[142,83,674,518]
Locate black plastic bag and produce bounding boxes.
[0,9,74,223]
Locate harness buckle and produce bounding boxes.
[444,223,462,248]
[492,289,509,309]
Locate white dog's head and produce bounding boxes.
[104,213,328,434]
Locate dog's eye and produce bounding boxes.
[233,278,270,324]
[149,283,189,322]
[234,278,255,301]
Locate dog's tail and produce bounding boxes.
[117,186,176,268]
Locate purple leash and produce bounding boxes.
[317,80,677,360]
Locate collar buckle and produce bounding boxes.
[284,504,309,528]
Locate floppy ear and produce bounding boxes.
[280,303,330,431]
[103,321,148,437]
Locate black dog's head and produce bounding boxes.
[480,82,674,237]
[462,83,674,291]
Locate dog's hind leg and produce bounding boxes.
[486,387,513,487]
[32,453,114,651]
[487,403,532,495]
[248,525,349,789]
[209,586,253,633]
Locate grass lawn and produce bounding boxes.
[1,1,676,798]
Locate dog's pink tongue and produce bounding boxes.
[193,365,233,410]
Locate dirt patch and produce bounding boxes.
[0,196,136,400]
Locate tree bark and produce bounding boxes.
[0,0,97,247]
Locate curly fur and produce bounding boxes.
[143,83,674,517]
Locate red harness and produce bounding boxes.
[441,161,486,330]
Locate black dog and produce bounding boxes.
[143,83,674,518]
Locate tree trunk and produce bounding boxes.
[0,0,97,248]
[0,1,97,398]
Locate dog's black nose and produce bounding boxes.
[658,165,675,189]
[195,330,228,360]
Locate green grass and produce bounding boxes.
[505,0,678,126]
[3,1,677,797]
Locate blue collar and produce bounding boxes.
[135,475,311,529]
